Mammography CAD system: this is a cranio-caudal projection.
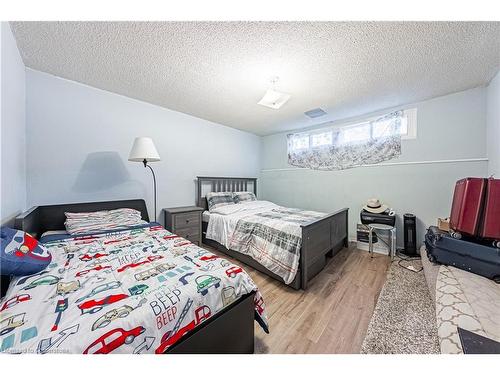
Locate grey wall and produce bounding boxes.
[26,69,261,221]
[260,87,489,247]
[487,71,500,177]
[0,22,26,224]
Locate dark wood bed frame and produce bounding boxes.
[13,199,256,354]
[197,176,349,290]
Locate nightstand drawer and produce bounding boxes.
[174,212,200,229]
[164,206,203,246]
[176,228,200,243]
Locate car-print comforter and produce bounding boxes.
[0,224,268,354]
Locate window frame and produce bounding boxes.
[400,107,417,140]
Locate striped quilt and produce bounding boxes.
[229,208,325,284]
[65,208,148,235]
[207,202,325,284]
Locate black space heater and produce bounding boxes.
[402,213,418,257]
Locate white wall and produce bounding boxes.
[0,22,26,224]
[260,87,489,247]
[26,69,261,221]
[487,71,500,177]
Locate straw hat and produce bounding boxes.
[363,198,389,214]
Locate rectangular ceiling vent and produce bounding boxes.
[304,108,327,119]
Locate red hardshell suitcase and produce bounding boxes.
[450,177,500,241]
[481,179,500,240]
[450,178,486,237]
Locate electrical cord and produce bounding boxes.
[365,225,423,273]
[394,249,423,273]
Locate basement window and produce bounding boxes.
[311,131,333,147]
[339,123,371,144]
[289,108,417,152]
[287,109,416,170]
[290,134,309,150]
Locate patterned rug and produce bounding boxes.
[360,257,440,354]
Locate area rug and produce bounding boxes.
[360,258,440,354]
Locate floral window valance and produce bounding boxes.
[287,111,403,170]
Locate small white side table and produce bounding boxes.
[368,223,396,260]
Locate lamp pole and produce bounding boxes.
[129,137,160,222]
[143,159,157,221]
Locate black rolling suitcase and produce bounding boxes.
[425,226,500,283]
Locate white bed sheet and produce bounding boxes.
[202,210,210,222]
[40,230,68,238]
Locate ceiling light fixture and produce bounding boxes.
[257,76,291,110]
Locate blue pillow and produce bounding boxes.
[0,227,52,276]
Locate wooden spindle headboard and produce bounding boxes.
[196,176,257,210]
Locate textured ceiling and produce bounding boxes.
[10,21,500,135]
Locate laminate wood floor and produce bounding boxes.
[206,244,391,354]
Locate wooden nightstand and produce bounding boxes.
[163,206,204,246]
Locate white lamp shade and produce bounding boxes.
[128,137,161,162]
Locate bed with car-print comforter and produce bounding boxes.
[0,224,268,354]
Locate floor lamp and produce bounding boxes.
[128,137,161,220]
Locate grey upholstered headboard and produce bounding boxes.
[196,176,257,210]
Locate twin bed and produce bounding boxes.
[1,177,348,354]
[197,177,349,290]
[3,199,265,354]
